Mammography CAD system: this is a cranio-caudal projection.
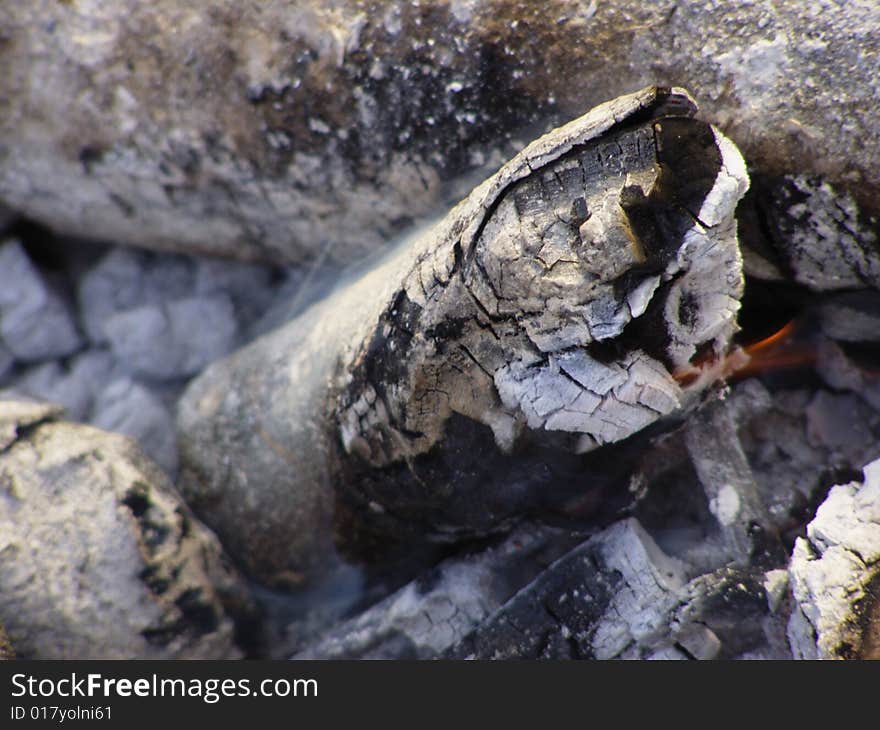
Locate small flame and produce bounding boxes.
[732,320,816,380]
[674,320,815,387]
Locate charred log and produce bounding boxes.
[177,87,749,585]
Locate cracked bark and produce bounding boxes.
[177,86,749,585]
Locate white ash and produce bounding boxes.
[3,350,118,422]
[805,391,878,459]
[0,234,297,475]
[102,294,238,379]
[0,239,83,361]
[293,524,571,660]
[90,378,179,475]
[78,248,192,343]
[435,516,789,660]
[587,520,688,660]
[732,381,880,531]
[787,458,880,659]
[763,176,880,292]
[79,247,281,348]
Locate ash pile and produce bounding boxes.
[0,229,307,477]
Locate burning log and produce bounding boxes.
[292,376,880,660]
[1,2,878,664]
[177,86,750,585]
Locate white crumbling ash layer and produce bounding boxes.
[787,458,880,659]
[339,99,747,467]
[177,86,750,585]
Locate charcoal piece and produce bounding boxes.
[733,382,880,538]
[817,291,880,343]
[805,391,879,461]
[193,257,280,328]
[444,520,790,660]
[787,458,880,659]
[753,176,880,292]
[815,338,880,413]
[671,567,791,660]
[3,349,118,422]
[292,524,577,659]
[684,394,777,565]
[78,249,153,344]
[0,400,251,659]
[103,294,238,379]
[177,87,749,584]
[445,519,688,660]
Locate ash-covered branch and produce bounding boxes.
[177,87,750,585]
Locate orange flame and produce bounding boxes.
[731,320,816,381]
[674,320,815,387]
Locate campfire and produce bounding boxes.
[1,0,879,661]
